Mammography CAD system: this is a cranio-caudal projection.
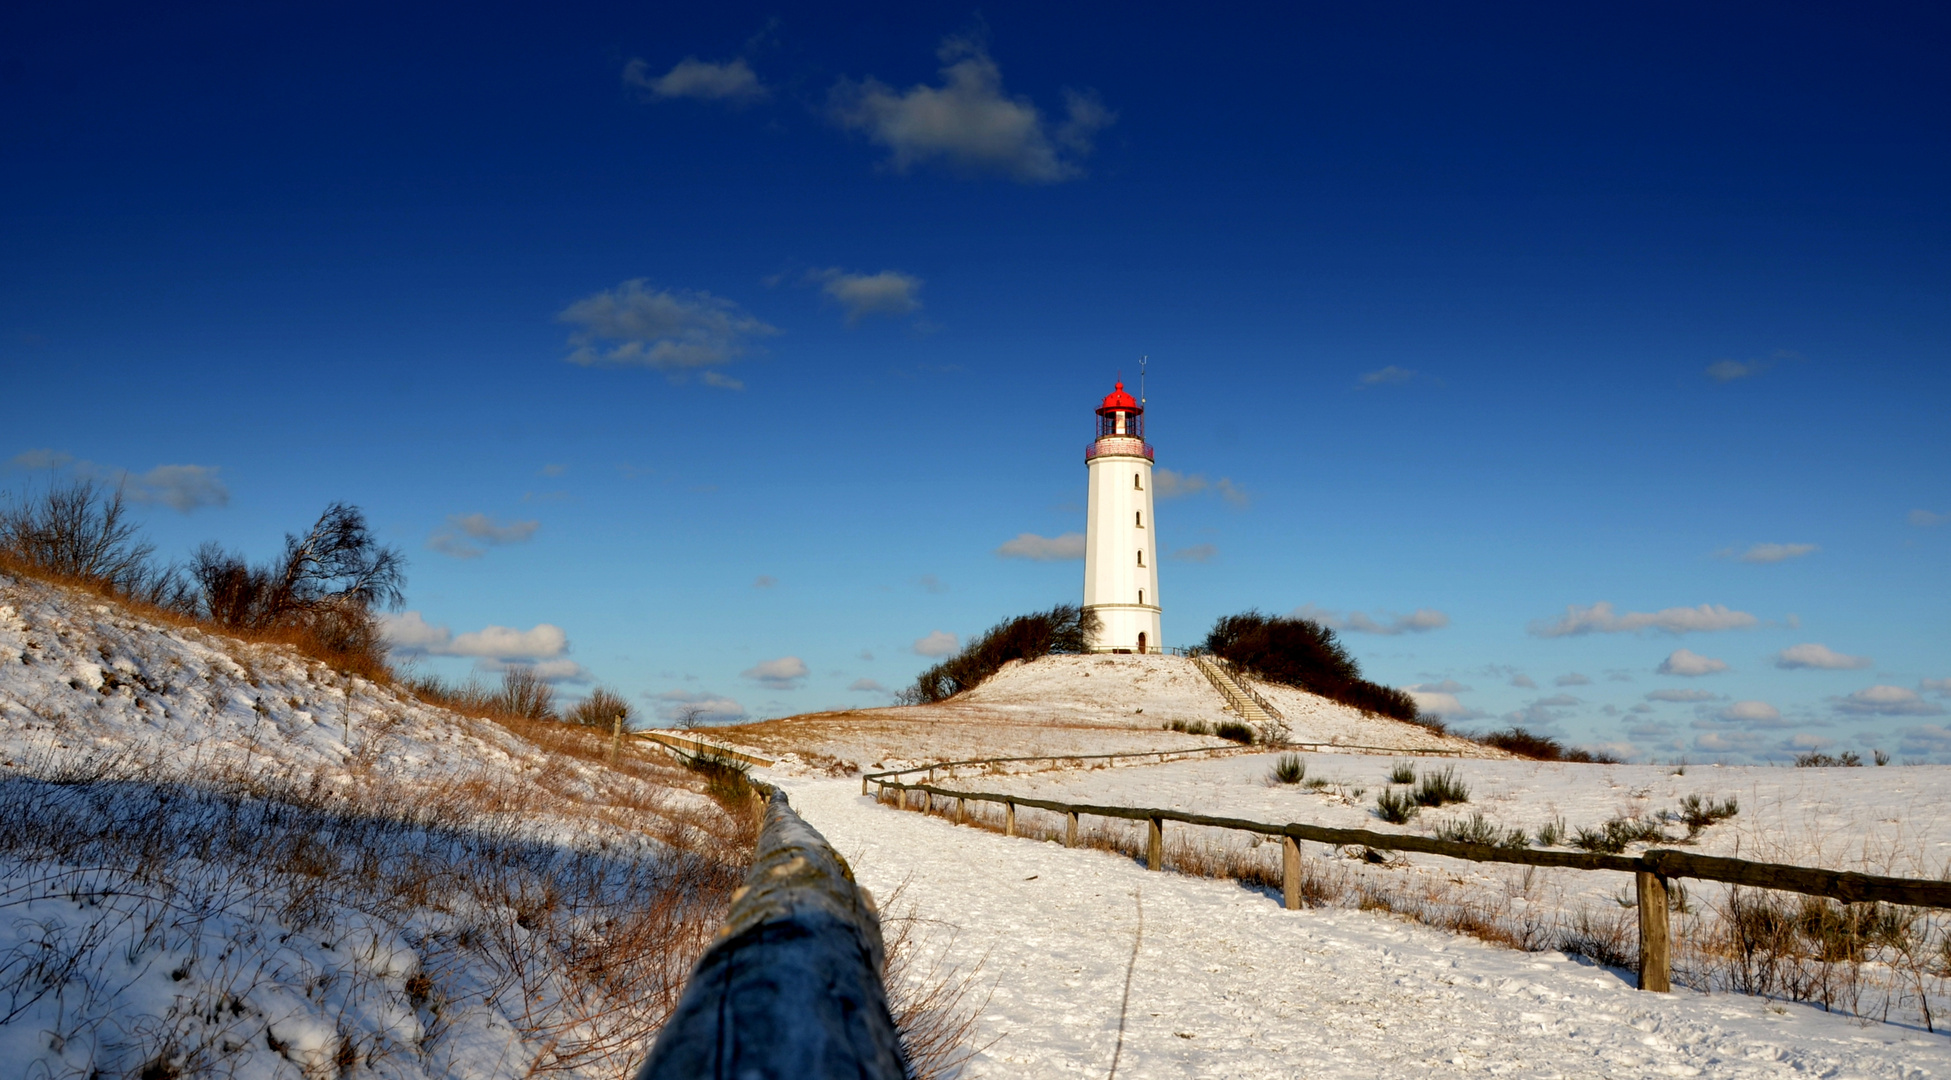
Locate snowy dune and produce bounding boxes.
[0,572,744,1078]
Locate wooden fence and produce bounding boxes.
[636,782,903,1080]
[867,772,1951,994]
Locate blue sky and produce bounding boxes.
[4,2,1947,758]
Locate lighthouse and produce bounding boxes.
[1083,380,1162,653]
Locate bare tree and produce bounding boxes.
[0,480,182,602]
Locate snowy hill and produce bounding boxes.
[0,571,745,1079]
[722,652,1480,769]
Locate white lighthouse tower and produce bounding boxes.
[1083,380,1162,653]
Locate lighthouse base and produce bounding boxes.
[1084,604,1163,654]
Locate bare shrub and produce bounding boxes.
[495,665,557,721]
[189,502,404,678]
[1795,750,1864,767]
[879,880,995,1080]
[0,481,185,603]
[570,685,634,730]
[1387,760,1416,785]
[1214,720,1256,745]
[1431,811,1529,849]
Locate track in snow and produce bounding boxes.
[781,777,1951,1079]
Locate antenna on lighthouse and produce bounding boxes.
[1139,355,1147,406]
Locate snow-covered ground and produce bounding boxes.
[720,652,1479,771]
[0,571,743,1079]
[784,775,1951,1078]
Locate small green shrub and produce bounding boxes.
[1431,812,1528,849]
[1411,765,1469,807]
[1795,750,1862,767]
[1533,817,1568,848]
[1375,788,1419,824]
[1215,721,1256,745]
[1271,753,1306,784]
[686,750,754,812]
[1571,815,1669,854]
[1669,793,1738,834]
[1167,718,1214,736]
[1387,761,1416,785]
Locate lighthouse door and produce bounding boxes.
[1137,632,1147,655]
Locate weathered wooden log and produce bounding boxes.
[1637,870,1671,992]
[636,786,905,1080]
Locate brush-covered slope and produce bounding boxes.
[0,571,747,1079]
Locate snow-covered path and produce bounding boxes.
[781,777,1951,1079]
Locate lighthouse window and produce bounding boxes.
[1139,590,1145,605]
[1137,550,1145,567]
[1133,474,1142,490]
[1135,511,1143,528]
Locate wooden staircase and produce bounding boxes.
[1192,655,1283,726]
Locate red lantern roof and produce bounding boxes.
[1097,380,1141,414]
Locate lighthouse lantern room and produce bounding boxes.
[1083,381,1162,652]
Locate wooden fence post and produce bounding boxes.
[1636,869,1671,992]
[861,776,869,796]
[956,798,966,824]
[1065,812,1079,848]
[1282,837,1301,910]
[1005,802,1017,837]
[1147,817,1163,870]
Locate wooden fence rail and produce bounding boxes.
[868,774,1951,993]
[637,782,903,1080]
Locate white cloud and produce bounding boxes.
[1727,542,1818,564]
[623,56,767,103]
[1405,691,1471,719]
[1705,358,1766,382]
[1909,509,1947,527]
[808,268,923,323]
[381,613,570,660]
[1646,689,1723,703]
[1510,673,1537,689]
[1658,649,1730,676]
[650,689,747,725]
[1152,469,1206,498]
[1357,365,1415,387]
[1836,685,1944,717]
[1783,733,1833,751]
[1528,601,1758,637]
[1171,544,1217,563]
[1404,681,1477,720]
[122,464,229,512]
[1717,700,1782,725]
[995,532,1086,561]
[848,678,888,693]
[478,657,592,684]
[9,451,229,513]
[1504,694,1579,728]
[1554,672,1591,687]
[1695,731,1765,753]
[427,513,540,559]
[742,656,809,689]
[378,611,450,653]
[1900,725,1951,756]
[828,35,1111,183]
[558,279,777,382]
[1293,604,1449,636]
[1924,678,1951,698]
[913,630,959,657]
[754,575,777,589]
[1773,643,1872,670]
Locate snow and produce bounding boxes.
[722,652,1481,771]
[782,775,1951,1078]
[0,572,733,1079]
